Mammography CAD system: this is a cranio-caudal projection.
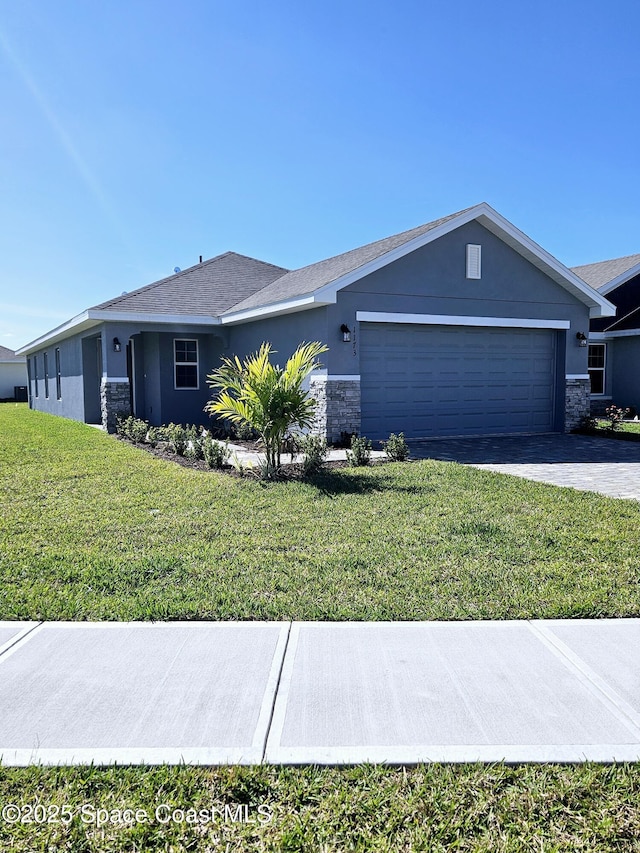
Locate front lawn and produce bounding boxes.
[2,405,640,850]
[1,404,639,621]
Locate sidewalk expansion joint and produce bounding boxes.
[260,621,292,763]
[0,622,44,662]
[527,620,640,741]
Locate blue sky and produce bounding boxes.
[2,0,639,347]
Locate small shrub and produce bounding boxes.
[301,434,328,476]
[346,435,372,466]
[115,415,130,437]
[129,418,150,444]
[202,433,230,468]
[234,421,257,441]
[116,415,149,443]
[167,423,188,456]
[382,432,410,461]
[185,425,204,461]
[605,404,630,432]
[146,427,159,448]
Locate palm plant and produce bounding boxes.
[205,342,328,475]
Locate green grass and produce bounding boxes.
[594,419,640,437]
[1,763,640,852]
[2,405,640,850]
[2,404,640,621]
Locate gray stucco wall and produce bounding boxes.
[330,221,591,378]
[97,322,227,427]
[28,335,86,422]
[610,336,640,411]
[226,308,330,370]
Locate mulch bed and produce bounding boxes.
[115,436,386,479]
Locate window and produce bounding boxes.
[588,343,606,395]
[34,355,38,398]
[44,352,49,398]
[174,339,199,389]
[466,244,482,279]
[55,348,62,400]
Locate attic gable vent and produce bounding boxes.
[466,244,482,279]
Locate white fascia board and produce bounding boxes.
[220,295,322,325]
[473,208,617,319]
[356,311,571,330]
[590,328,640,340]
[16,309,221,355]
[597,262,640,296]
[16,311,98,355]
[312,205,487,304]
[91,309,220,326]
[566,374,590,380]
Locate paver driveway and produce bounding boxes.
[408,434,640,501]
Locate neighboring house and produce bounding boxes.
[17,203,615,440]
[572,254,640,416]
[0,346,27,401]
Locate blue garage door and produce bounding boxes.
[360,323,557,439]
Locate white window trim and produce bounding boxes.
[588,342,607,396]
[356,312,570,330]
[174,338,199,391]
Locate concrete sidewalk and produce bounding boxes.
[1,619,640,766]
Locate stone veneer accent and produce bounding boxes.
[309,377,361,444]
[565,378,590,432]
[589,397,611,417]
[101,379,131,433]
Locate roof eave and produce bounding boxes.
[597,262,640,296]
[224,203,616,322]
[221,295,326,325]
[17,309,221,354]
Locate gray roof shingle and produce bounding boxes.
[92,252,290,316]
[572,253,640,290]
[224,208,476,314]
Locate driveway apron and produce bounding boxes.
[408,434,640,501]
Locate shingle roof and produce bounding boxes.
[572,253,640,290]
[224,208,476,314]
[0,345,24,361]
[92,252,290,316]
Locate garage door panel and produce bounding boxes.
[360,323,557,439]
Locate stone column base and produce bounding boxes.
[565,378,590,432]
[309,376,361,444]
[101,378,131,433]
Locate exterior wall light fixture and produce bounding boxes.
[576,332,588,347]
[113,337,122,353]
[340,324,351,343]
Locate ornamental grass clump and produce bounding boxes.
[206,341,328,478]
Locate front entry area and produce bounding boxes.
[359,322,559,439]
